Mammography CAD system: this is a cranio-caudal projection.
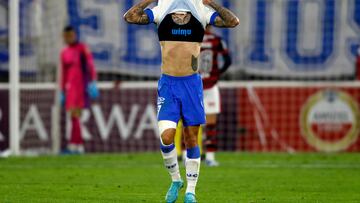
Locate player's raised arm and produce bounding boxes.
[203,0,239,28]
[123,0,156,24]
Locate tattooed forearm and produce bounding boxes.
[208,1,239,28]
[124,0,155,24]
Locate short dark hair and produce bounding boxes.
[63,25,75,33]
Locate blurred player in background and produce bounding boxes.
[124,0,239,202]
[60,26,99,154]
[199,25,232,166]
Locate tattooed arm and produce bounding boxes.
[124,0,156,24]
[203,0,239,28]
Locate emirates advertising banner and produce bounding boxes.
[0,88,238,152]
[0,86,360,152]
[1,0,360,78]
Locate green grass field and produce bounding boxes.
[0,153,359,203]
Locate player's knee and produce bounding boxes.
[161,130,176,145]
[158,121,177,145]
[183,126,200,148]
[184,128,199,148]
[184,135,198,148]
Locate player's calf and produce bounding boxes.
[183,126,201,198]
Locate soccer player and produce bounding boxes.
[124,0,239,202]
[60,26,99,154]
[199,25,232,166]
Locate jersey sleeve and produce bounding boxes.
[144,5,161,24]
[218,39,229,54]
[83,45,97,81]
[202,5,219,25]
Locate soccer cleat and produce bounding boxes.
[60,148,80,155]
[61,144,85,155]
[205,159,220,167]
[184,193,197,203]
[165,181,184,203]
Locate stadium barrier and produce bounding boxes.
[0,81,360,154]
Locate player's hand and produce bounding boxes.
[203,0,213,5]
[60,91,65,106]
[88,81,100,100]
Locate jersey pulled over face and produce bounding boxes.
[145,0,218,76]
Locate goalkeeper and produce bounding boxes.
[60,26,99,154]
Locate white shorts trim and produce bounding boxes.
[203,85,221,114]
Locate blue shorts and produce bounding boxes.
[157,73,206,127]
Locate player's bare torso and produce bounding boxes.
[124,0,239,76]
[160,13,201,77]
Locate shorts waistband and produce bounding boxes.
[160,73,200,81]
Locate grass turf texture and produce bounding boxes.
[0,153,359,203]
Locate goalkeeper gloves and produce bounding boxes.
[60,91,65,106]
[88,81,100,100]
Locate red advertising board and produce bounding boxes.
[237,86,360,152]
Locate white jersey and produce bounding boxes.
[146,0,218,28]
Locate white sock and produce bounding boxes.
[161,147,182,182]
[206,152,215,161]
[185,157,201,194]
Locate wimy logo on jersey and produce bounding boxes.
[172,28,192,36]
[300,90,360,152]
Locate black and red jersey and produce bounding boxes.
[199,31,231,89]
